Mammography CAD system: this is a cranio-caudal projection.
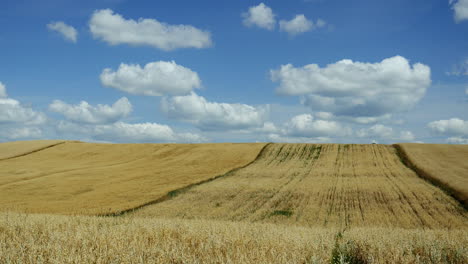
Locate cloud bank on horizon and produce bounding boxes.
[1,0,467,144]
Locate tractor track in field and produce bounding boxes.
[99,143,273,217]
[0,141,67,162]
[133,143,467,229]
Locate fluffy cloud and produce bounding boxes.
[242,3,276,30]
[271,56,431,118]
[0,83,46,141]
[0,127,42,141]
[279,15,325,36]
[56,121,204,143]
[356,124,415,141]
[161,92,268,131]
[47,21,78,43]
[0,84,46,125]
[265,113,351,143]
[101,61,201,96]
[89,9,212,51]
[49,97,132,124]
[268,133,331,143]
[284,114,350,137]
[314,111,392,124]
[428,118,468,136]
[450,0,468,22]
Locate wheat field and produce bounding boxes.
[136,144,467,229]
[0,140,65,160]
[1,212,466,264]
[395,143,468,207]
[0,141,266,215]
[0,141,467,263]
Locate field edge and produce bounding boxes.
[393,144,467,209]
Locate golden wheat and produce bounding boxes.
[396,143,468,207]
[136,144,467,229]
[0,140,65,160]
[0,212,466,264]
[0,141,266,215]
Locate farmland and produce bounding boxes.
[0,141,467,263]
[0,140,65,160]
[136,143,467,229]
[395,143,468,207]
[1,212,466,263]
[0,141,266,215]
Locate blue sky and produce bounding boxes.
[0,0,467,143]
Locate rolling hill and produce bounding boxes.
[0,141,466,263]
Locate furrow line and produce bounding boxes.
[100,142,273,217]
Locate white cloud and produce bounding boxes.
[161,92,268,131]
[0,84,46,125]
[100,61,201,96]
[450,0,468,22]
[49,97,132,124]
[428,118,468,136]
[285,114,350,137]
[357,124,393,139]
[279,15,325,36]
[313,111,392,124]
[357,124,415,142]
[89,9,212,51]
[268,133,331,143]
[263,113,350,143]
[271,56,431,118]
[47,21,78,43]
[447,137,468,144]
[0,83,46,141]
[0,98,47,125]
[0,127,42,141]
[0,82,6,98]
[242,3,276,30]
[56,121,204,143]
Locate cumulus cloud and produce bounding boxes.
[356,124,415,142]
[284,114,351,137]
[0,127,42,141]
[264,113,351,143]
[271,56,431,118]
[49,97,132,124]
[268,133,331,143]
[47,21,78,43]
[242,3,276,30]
[279,15,325,36]
[0,84,46,125]
[450,0,468,22]
[56,121,204,143]
[100,61,201,96]
[89,9,212,50]
[0,83,46,141]
[428,118,468,136]
[161,92,268,131]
